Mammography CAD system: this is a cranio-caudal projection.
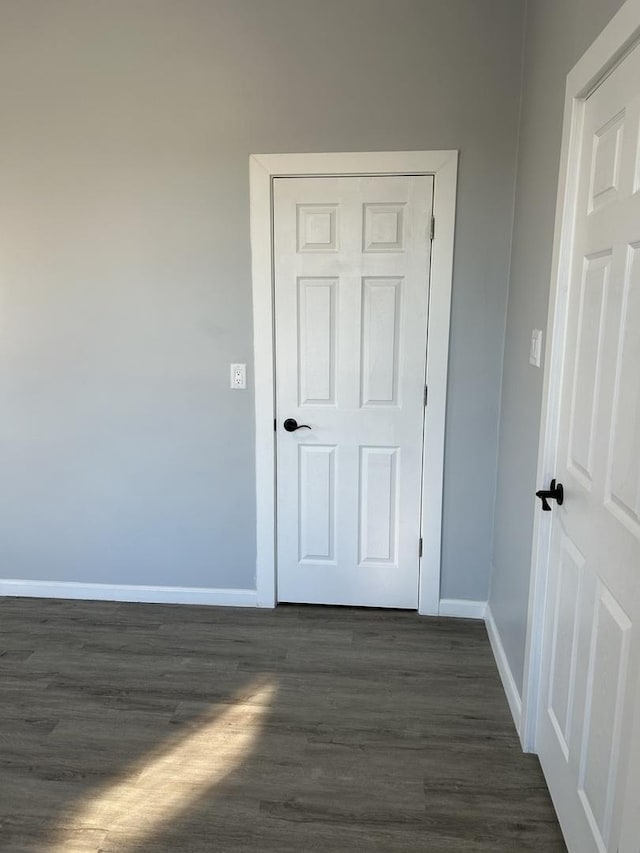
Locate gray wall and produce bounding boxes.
[0,0,524,595]
[489,0,626,691]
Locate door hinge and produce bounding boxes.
[424,385,428,407]
[419,537,423,558]
[274,418,277,432]
[429,215,435,241]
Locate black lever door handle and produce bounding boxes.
[283,418,311,432]
[536,478,564,511]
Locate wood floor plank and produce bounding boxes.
[0,598,565,851]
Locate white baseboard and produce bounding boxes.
[0,579,258,608]
[485,603,523,733]
[438,598,487,619]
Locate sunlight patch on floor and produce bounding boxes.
[51,678,277,851]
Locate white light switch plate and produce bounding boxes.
[529,329,543,368]
[230,363,246,389]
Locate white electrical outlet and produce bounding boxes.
[529,329,543,368]
[230,363,246,389]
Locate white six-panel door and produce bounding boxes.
[273,175,433,608]
[536,41,640,853]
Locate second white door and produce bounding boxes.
[536,40,640,853]
[274,175,434,608]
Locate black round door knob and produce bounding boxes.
[283,418,312,432]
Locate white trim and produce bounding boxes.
[438,598,487,620]
[0,579,258,607]
[250,150,458,615]
[521,0,640,753]
[486,603,523,733]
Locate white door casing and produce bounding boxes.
[533,37,640,853]
[273,176,433,608]
[249,151,458,614]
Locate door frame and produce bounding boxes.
[521,0,640,752]
[249,151,458,614]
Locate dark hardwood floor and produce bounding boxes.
[0,597,565,852]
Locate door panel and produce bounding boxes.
[606,241,640,533]
[537,42,640,853]
[360,277,402,406]
[298,444,336,564]
[578,582,631,843]
[547,532,584,760]
[274,175,433,608]
[297,278,337,406]
[358,445,399,566]
[567,252,610,486]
